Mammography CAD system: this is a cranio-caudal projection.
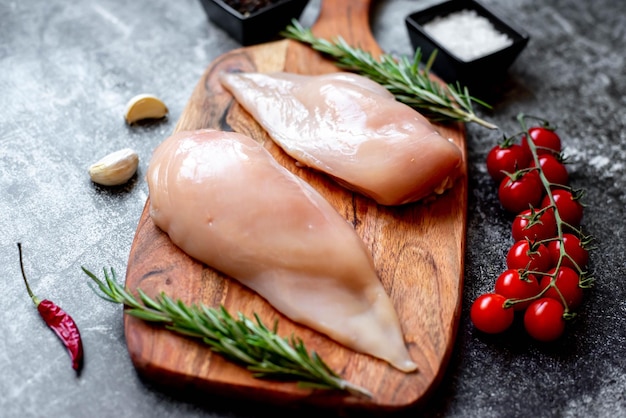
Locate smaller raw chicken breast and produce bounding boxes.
[147,129,417,373]
[219,71,463,205]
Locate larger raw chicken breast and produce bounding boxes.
[219,71,463,206]
[146,129,417,372]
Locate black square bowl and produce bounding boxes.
[405,0,529,89]
[199,0,309,46]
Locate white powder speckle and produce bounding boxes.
[589,155,610,169]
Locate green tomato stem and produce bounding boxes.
[504,114,594,315]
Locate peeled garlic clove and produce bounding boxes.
[89,148,139,186]
[124,94,168,124]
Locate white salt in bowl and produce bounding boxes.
[405,0,529,91]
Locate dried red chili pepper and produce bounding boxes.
[18,243,84,372]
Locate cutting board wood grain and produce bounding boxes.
[124,0,467,411]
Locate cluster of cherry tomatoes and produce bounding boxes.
[470,116,593,342]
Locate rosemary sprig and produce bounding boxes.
[282,20,497,130]
[81,266,371,398]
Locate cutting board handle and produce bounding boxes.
[312,0,381,55]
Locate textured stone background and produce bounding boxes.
[1,0,625,417]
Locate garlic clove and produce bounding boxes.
[124,94,168,124]
[89,148,139,186]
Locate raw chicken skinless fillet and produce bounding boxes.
[146,129,417,373]
[219,71,463,206]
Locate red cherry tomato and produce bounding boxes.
[522,126,562,156]
[547,233,589,270]
[494,269,540,310]
[511,208,557,242]
[542,189,584,227]
[506,240,553,272]
[470,293,515,334]
[532,154,569,186]
[487,143,532,182]
[524,298,565,341]
[539,266,583,309]
[498,171,544,214]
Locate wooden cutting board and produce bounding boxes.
[124,0,467,412]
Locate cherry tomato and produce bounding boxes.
[486,143,532,183]
[506,240,553,272]
[524,298,565,341]
[547,233,589,270]
[470,293,515,334]
[494,269,540,310]
[498,171,544,214]
[511,208,557,242]
[539,266,583,309]
[522,126,562,156]
[542,189,584,227]
[532,154,569,186]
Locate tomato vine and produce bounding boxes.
[471,113,594,341]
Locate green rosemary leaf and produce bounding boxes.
[85,282,119,305]
[159,293,184,316]
[311,351,338,377]
[219,337,260,364]
[282,20,497,130]
[424,49,437,72]
[81,267,371,398]
[81,266,118,303]
[125,308,171,323]
[136,288,163,311]
[184,304,221,340]
[201,305,231,336]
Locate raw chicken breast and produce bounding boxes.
[147,129,417,372]
[219,71,463,206]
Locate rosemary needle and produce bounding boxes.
[282,20,497,130]
[81,266,371,398]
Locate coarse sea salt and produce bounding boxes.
[423,9,513,61]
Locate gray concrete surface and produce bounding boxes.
[1,0,625,417]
